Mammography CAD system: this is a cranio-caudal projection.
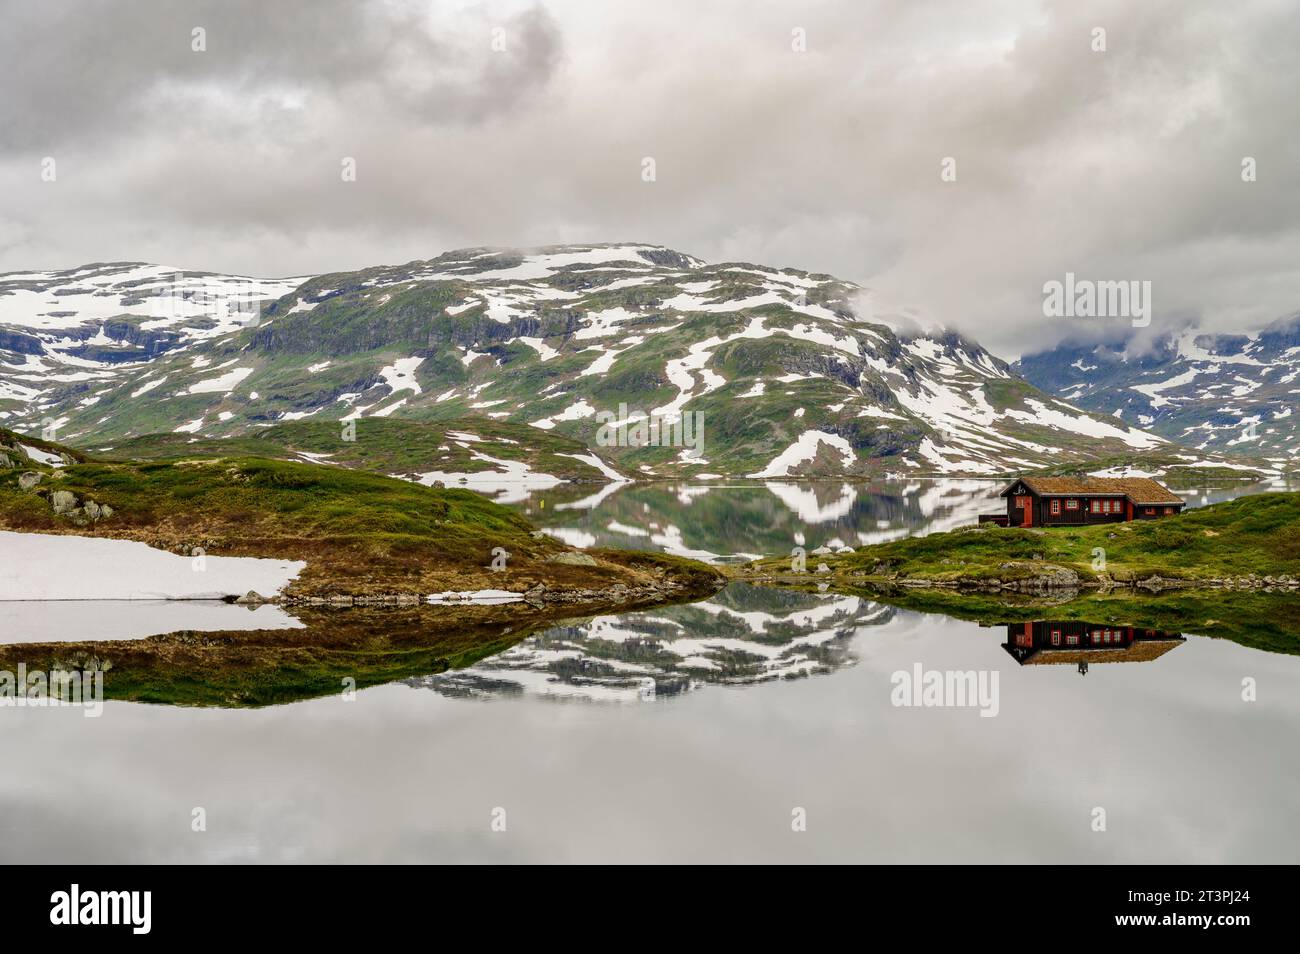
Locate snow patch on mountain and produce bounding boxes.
[750,431,856,478]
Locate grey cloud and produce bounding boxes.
[0,0,562,147]
[0,0,1297,357]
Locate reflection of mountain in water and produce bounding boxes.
[1001,620,1185,673]
[408,582,893,702]
[510,478,1277,566]
[515,479,1004,564]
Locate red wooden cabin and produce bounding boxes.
[980,476,1185,528]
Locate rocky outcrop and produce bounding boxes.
[50,651,113,674]
[544,551,598,567]
[0,328,45,356]
[1001,565,1081,593]
[44,488,114,524]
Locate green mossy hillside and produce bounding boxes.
[91,417,627,481]
[0,442,721,599]
[749,492,1300,584]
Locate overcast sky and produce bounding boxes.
[2,0,1297,356]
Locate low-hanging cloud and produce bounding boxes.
[1,0,1297,358]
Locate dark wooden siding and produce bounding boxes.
[999,482,1184,529]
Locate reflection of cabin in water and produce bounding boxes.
[1002,621,1184,673]
[979,476,1185,528]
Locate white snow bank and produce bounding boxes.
[0,531,306,601]
[19,443,64,467]
[379,356,424,396]
[747,431,856,478]
[558,452,629,483]
[409,454,563,503]
[513,336,559,361]
[530,399,595,430]
[186,366,254,395]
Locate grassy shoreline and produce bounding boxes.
[743,492,1300,592]
[0,426,724,605]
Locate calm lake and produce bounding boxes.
[2,478,1298,863]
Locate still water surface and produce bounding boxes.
[1,478,1297,863]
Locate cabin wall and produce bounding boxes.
[1000,487,1184,528]
[1080,504,1128,525]
[1033,497,1128,526]
[1039,500,1086,525]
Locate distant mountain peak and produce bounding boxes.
[2,247,1280,479]
[1017,316,1300,458]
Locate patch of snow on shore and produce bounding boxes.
[0,531,305,600]
[19,443,64,467]
[409,454,563,503]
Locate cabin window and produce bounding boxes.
[1109,499,1121,513]
[1164,507,1173,515]
[1050,500,1061,515]
[1144,507,1154,515]
[1090,500,1101,514]
[1066,635,1079,646]
[1066,499,1079,510]
[1051,629,1062,646]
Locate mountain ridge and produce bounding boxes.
[1,244,1288,481]
[1016,313,1300,462]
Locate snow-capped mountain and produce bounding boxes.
[0,262,301,426]
[1016,316,1300,461]
[0,244,1258,478]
